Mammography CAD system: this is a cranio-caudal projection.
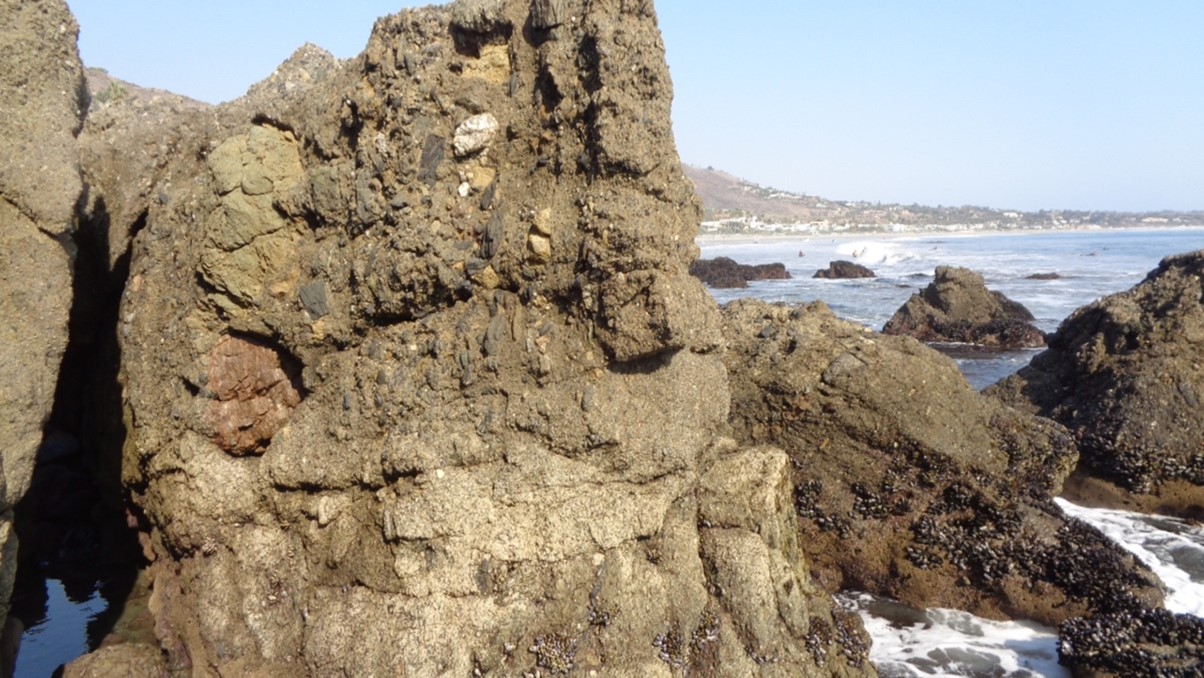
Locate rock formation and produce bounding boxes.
[1059,607,1204,677]
[689,256,791,289]
[989,251,1204,519]
[721,299,1164,627]
[813,260,875,279]
[883,266,1045,349]
[91,0,872,674]
[0,0,85,656]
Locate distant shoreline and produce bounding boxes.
[695,224,1204,247]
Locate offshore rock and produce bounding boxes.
[883,265,1045,349]
[722,299,1163,628]
[106,0,870,674]
[689,256,791,289]
[989,251,1204,519]
[813,260,875,279]
[0,0,85,647]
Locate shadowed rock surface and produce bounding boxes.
[813,260,875,279]
[883,266,1045,349]
[989,251,1204,519]
[0,0,85,659]
[689,256,791,289]
[86,0,874,674]
[721,299,1163,628]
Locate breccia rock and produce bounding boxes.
[108,0,869,674]
[988,250,1204,519]
[0,0,84,648]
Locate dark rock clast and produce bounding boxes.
[689,256,791,289]
[721,299,1163,628]
[883,265,1046,349]
[1025,272,1062,280]
[988,250,1204,518]
[812,260,876,279]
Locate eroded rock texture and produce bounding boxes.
[722,299,1163,628]
[0,0,85,645]
[990,251,1204,519]
[106,1,872,674]
[883,266,1045,349]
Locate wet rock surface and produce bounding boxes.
[813,260,876,279]
[883,265,1046,349]
[1059,607,1204,677]
[989,251,1204,519]
[721,299,1163,628]
[0,0,85,658]
[94,0,871,674]
[689,256,791,289]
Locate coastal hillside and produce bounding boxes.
[684,164,1204,234]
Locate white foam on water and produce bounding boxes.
[838,592,1068,678]
[1055,498,1204,617]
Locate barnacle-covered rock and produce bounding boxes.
[989,250,1204,519]
[722,298,1163,627]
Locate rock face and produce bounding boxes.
[104,1,871,674]
[989,251,1204,518]
[813,260,875,279]
[883,266,1045,349]
[722,299,1164,627]
[1059,607,1204,677]
[689,256,791,289]
[0,0,85,646]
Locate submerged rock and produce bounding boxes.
[722,299,1163,628]
[0,0,85,652]
[96,0,870,674]
[813,260,876,279]
[989,250,1204,519]
[883,266,1045,349]
[689,256,791,289]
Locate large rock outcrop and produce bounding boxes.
[883,266,1045,349]
[0,0,85,651]
[99,1,873,674]
[989,251,1204,519]
[722,299,1163,628]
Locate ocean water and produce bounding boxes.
[700,227,1204,388]
[701,226,1204,677]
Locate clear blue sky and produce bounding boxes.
[66,1,1204,213]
